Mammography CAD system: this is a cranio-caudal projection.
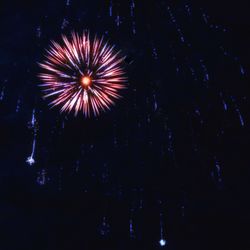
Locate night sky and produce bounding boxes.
[1,1,250,249]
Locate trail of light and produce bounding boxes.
[109,0,113,17]
[159,213,167,247]
[26,136,36,166]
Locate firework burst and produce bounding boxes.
[39,31,127,117]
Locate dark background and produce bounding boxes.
[1,0,250,249]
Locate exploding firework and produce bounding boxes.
[39,31,127,117]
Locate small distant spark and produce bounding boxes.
[159,239,167,247]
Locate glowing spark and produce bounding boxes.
[26,156,35,166]
[39,31,127,117]
[81,76,92,88]
[159,239,167,247]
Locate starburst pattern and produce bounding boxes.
[39,31,127,117]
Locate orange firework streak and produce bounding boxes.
[38,31,127,117]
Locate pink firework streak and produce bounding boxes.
[39,31,127,117]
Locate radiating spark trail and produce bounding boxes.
[211,158,223,189]
[37,169,49,185]
[129,209,136,239]
[26,136,36,166]
[231,96,245,127]
[36,26,41,38]
[130,0,135,17]
[129,218,135,239]
[61,18,69,30]
[15,97,21,113]
[26,109,38,166]
[0,86,5,101]
[153,94,158,111]
[39,31,127,117]
[220,92,228,111]
[159,213,167,247]
[109,0,113,17]
[115,14,121,27]
[240,65,245,76]
[99,216,110,236]
[31,108,36,127]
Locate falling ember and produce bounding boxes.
[38,31,127,117]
